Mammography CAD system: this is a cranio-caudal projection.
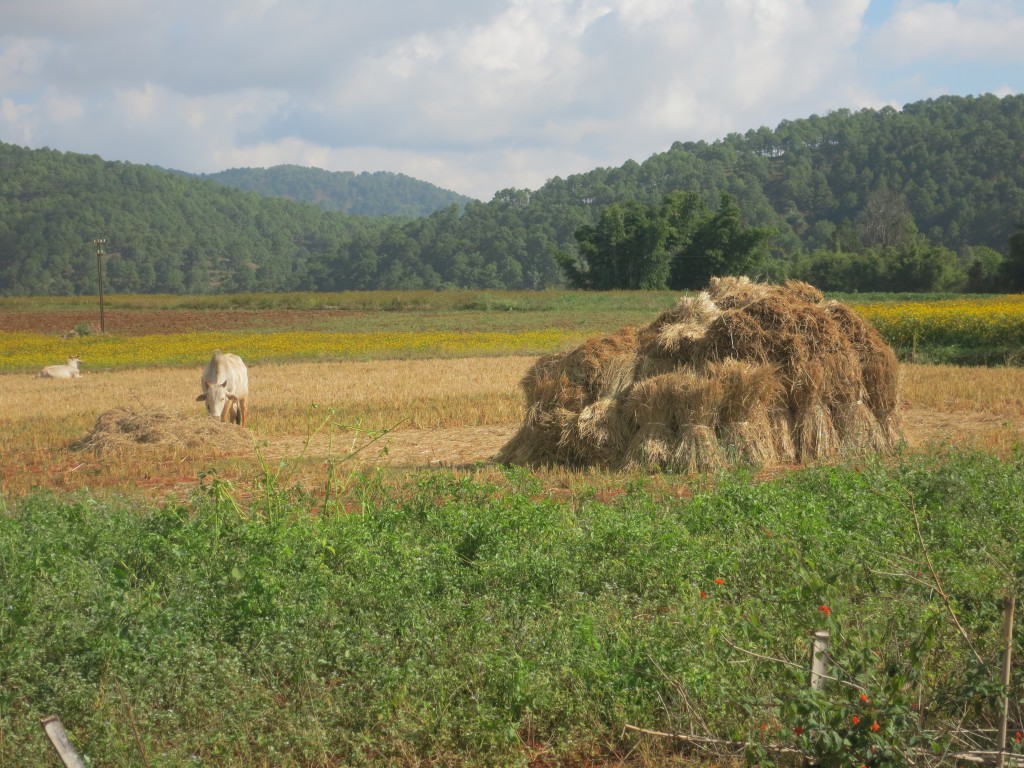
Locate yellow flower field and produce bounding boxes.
[5,294,1024,374]
[0,329,574,373]
[851,295,1024,349]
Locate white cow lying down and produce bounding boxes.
[38,356,82,379]
[197,350,249,426]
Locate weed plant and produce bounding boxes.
[1,449,1023,766]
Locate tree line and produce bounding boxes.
[2,93,1024,296]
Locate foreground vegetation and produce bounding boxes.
[2,450,1022,766]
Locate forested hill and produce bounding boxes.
[2,92,1024,296]
[0,143,390,295]
[197,165,472,217]
[610,92,1024,254]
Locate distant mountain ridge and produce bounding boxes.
[196,165,473,217]
[3,92,1024,296]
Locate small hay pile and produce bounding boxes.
[73,406,253,456]
[496,277,903,472]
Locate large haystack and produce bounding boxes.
[73,406,253,456]
[496,277,903,472]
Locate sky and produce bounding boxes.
[1,0,1022,201]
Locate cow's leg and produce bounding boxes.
[239,397,248,427]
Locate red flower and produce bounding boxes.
[715,578,725,585]
[860,693,869,703]
[793,726,804,736]
[870,721,880,732]
[760,723,768,732]
[851,715,860,725]
[1015,731,1022,743]
[818,604,832,616]
[700,590,708,599]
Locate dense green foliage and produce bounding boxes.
[559,191,774,289]
[198,165,471,217]
[2,450,1022,766]
[0,143,391,295]
[3,93,1024,295]
[1003,225,1024,291]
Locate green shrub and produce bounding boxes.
[1,449,1022,765]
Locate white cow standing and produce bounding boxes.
[197,350,249,426]
[38,356,82,379]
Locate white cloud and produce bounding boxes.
[115,84,162,124]
[43,89,84,123]
[871,0,1024,62]
[0,97,36,144]
[0,38,49,90]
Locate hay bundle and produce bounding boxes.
[492,403,577,467]
[73,406,252,456]
[496,278,904,472]
[825,301,901,425]
[668,372,725,474]
[712,358,784,465]
[562,397,634,467]
[622,374,684,469]
[520,328,638,409]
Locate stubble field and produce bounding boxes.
[2,297,1023,499]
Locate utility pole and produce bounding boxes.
[94,238,106,333]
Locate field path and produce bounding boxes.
[261,408,1020,469]
[263,424,518,469]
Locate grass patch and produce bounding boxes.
[2,449,1023,766]
[892,343,1024,367]
[829,291,987,303]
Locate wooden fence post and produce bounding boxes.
[803,632,830,768]
[39,715,86,768]
[997,596,1016,768]
[810,630,830,691]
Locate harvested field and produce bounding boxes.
[1,355,1023,500]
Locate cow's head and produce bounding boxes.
[197,379,239,421]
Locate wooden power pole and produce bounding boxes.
[94,238,106,333]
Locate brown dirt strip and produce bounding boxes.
[0,308,365,335]
[270,408,1020,469]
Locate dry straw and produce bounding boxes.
[496,277,904,472]
[73,406,252,456]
